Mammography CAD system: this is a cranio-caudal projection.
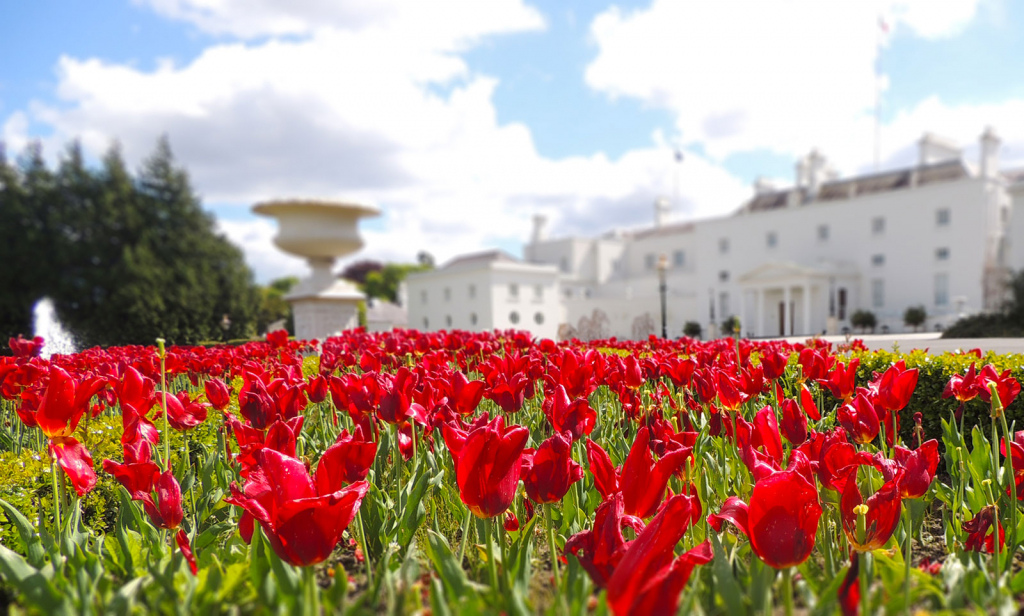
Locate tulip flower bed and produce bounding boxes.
[1,329,1023,615]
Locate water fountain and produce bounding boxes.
[253,199,380,341]
[32,297,77,358]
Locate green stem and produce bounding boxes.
[356,508,374,588]
[304,565,320,616]
[50,459,62,535]
[157,338,170,468]
[782,567,794,616]
[999,412,1018,574]
[545,503,561,591]
[458,508,473,566]
[903,504,912,614]
[484,517,498,590]
[859,550,870,616]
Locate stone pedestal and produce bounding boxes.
[826,316,839,336]
[253,199,379,341]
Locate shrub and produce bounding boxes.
[851,309,877,333]
[903,305,927,331]
[721,315,740,336]
[683,321,702,339]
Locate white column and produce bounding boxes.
[803,283,811,335]
[739,289,746,335]
[756,288,765,337]
[783,286,792,336]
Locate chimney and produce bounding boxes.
[654,196,671,228]
[806,149,827,199]
[754,176,775,196]
[795,156,809,188]
[918,132,961,166]
[530,214,548,244]
[980,126,1001,179]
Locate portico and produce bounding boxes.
[736,262,859,338]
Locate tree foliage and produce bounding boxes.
[339,260,383,286]
[256,276,298,336]
[0,137,259,347]
[903,305,927,331]
[851,309,877,333]
[944,270,1024,338]
[363,263,431,304]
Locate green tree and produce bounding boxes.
[851,309,877,333]
[903,305,927,331]
[0,136,260,347]
[257,276,298,335]
[363,262,431,304]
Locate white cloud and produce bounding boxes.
[135,0,546,43]
[584,0,985,169]
[11,1,748,282]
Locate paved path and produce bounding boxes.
[771,332,1024,355]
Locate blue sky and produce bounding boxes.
[2,0,1022,282]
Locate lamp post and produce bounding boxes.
[657,254,668,338]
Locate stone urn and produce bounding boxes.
[253,199,379,340]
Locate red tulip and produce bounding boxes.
[445,371,486,416]
[442,415,529,518]
[964,505,1004,553]
[840,469,903,552]
[891,440,939,499]
[565,495,646,588]
[709,452,821,568]
[977,364,1021,410]
[103,460,196,574]
[942,363,980,403]
[875,360,918,412]
[36,367,105,496]
[759,348,789,381]
[226,448,368,567]
[821,359,859,403]
[799,383,821,421]
[780,398,808,446]
[204,377,232,410]
[9,335,44,358]
[522,432,584,504]
[606,494,711,616]
[837,392,880,445]
[547,384,596,441]
[163,390,209,431]
[239,372,276,430]
[306,374,329,404]
[619,427,692,518]
[586,439,619,500]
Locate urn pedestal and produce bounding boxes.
[253,199,379,341]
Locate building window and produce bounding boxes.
[936,247,950,261]
[817,224,829,241]
[871,254,885,267]
[468,284,476,299]
[766,231,778,248]
[420,290,428,304]
[470,313,478,326]
[644,254,656,270]
[509,283,519,299]
[935,273,949,306]
[719,292,730,318]
[719,238,730,254]
[719,270,729,282]
[534,312,544,325]
[871,217,885,235]
[443,287,451,302]
[871,279,885,308]
[534,284,543,300]
[673,250,685,267]
[445,315,452,328]
[936,208,951,226]
[837,288,847,321]
[509,311,520,325]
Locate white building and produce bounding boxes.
[406,250,562,339]
[411,128,1024,340]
